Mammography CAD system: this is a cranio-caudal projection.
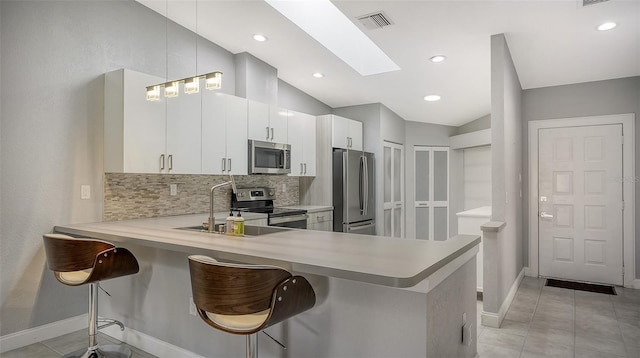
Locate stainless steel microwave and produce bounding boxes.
[248,140,291,174]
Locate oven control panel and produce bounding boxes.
[234,187,276,202]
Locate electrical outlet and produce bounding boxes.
[170,184,177,196]
[189,297,197,316]
[81,185,91,200]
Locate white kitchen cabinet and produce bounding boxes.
[287,110,316,176]
[247,100,288,143]
[104,68,201,174]
[166,85,202,174]
[307,210,333,231]
[201,92,248,175]
[331,115,363,151]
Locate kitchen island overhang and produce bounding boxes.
[53,214,480,357]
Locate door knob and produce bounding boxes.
[540,211,553,219]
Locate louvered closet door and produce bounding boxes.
[383,141,404,238]
[414,147,449,241]
[538,124,623,285]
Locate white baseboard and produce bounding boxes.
[524,266,533,277]
[633,279,640,290]
[101,325,203,358]
[0,314,87,353]
[481,268,525,329]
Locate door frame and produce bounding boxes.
[528,114,635,287]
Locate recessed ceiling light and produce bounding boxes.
[313,72,324,78]
[253,34,267,42]
[423,95,441,102]
[429,55,447,63]
[597,22,617,31]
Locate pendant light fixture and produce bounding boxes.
[146,0,223,101]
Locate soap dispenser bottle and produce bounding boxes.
[234,211,245,237]
[225,210,235,235]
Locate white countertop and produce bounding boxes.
[280,205,333,213]
[54,214,479,288]
[456,206,492,218]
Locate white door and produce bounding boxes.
[414,147,449,241]
[538,124,623,285]
[383,141,404,238]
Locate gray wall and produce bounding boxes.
[0,0,334,337]
[522,76,640,278]
[457,114,491,135]
[278,79,332,115]
[489,34,524,310]
[235,52,278,105]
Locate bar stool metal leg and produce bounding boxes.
[62,283,132,358]
[246,333,258,358]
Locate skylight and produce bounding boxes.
[264,0,400,76]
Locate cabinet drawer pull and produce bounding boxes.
[266,126,270,140]
[304,163,307,174]
[300,163,304,175]
[270,127,274,140]
[227,158,232,171]
[168,154,173,170]
[160,154,165,170]
[222,158,226,172]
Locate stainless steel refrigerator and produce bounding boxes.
[332,149,376,235]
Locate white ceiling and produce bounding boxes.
[137,0,640,127]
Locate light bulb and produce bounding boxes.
[146,85,161,101]
[206,72,222,90]
[184,76,200,94]
[423,95,441,102]
[164,81,180,98]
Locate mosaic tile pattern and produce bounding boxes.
[104,173,300,221]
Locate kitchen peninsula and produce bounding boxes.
[54,214,480,358]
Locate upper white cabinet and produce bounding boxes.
[166,84,202,174]
[287,110,316,176]
[105,69,166,173]
[331,115,363,150]
[105,68,202,174]
[247,100,288,143]
[201,92,248,175]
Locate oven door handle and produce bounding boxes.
[269,214,308,225]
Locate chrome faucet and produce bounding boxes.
[208,175,237,233]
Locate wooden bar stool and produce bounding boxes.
[43,233,139,358]
[188,255,316,358]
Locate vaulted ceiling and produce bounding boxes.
[137,0,640,126]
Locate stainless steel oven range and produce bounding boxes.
[231,187,308,229]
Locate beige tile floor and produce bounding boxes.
[1,330,156,358]
[477,276,640,358]
[3,276,639,358]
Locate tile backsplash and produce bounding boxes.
[104,173,299,221]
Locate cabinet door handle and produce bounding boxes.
[300,163,304,175]
[160,154,165,170]
[227,158,232,172]
[266,126,270,140]
[304,163,307,174]
[270,127,274,140]
[168,154,173,170]
[222,158,226,172]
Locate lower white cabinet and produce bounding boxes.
[307,210,333,231]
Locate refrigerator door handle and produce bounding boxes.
[359,155,365,214]
[363,156,368,215]
[347,222,376,232]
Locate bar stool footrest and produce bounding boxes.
[62,344,132,358]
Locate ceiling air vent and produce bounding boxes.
[581,0,610,7]
[357,11,393,30]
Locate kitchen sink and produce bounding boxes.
[174,224,289,236]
